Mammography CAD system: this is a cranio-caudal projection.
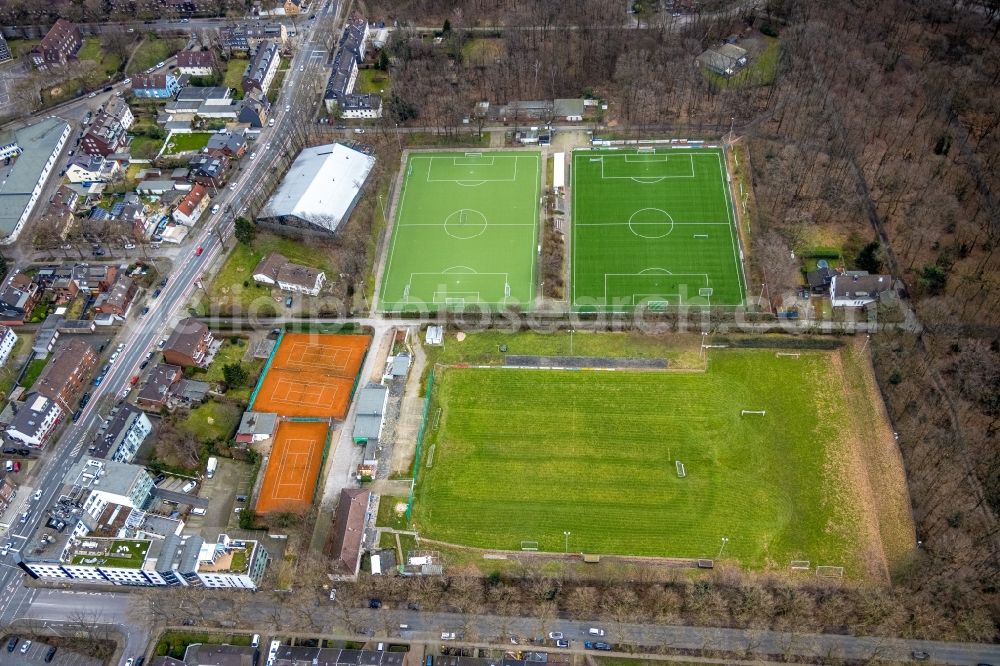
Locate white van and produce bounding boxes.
[587,627,605,637]
[190,507,206,516]
[251,634,260,648]
[181,481,196,493]
[211,204,220,214]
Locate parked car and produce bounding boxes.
[587,628,606,637]
[153,288,162,297]
[140,306,150,316]
[556,640,569,648]
[548,632,564,640]
[123,78,131,85]
[156,61,165,68]
[20,640,31,654]
[440,633,455,640]
[368,599,382,609]
[72,408,83,421]
[88,92,96,98]
[249,151,257,160]
[159,277,168,287]
[6,637,18,653]
[80,392,91,407]
[44,646,57,663]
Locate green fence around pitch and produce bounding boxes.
[404,369,435,522]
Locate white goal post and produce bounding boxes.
[741,410,766,416]
[520,541,539,551]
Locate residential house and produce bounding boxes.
[220,23,288,54]
[94,275,137,317]
[328,488,371,579]
[33,314,61,357]
[81,113,130,158]
[34,338,98,411]
[137,179,185,195]
[241,40,280,95]
[235,412,278,445]
[806,266,838,294]
[171,183,210,226]
[29,19,82,69]
[0,273,41,323]
[696,43,749,77]
[72,264,117,293]
[0,473,17,515]
[50,185,79,213]
[136,363,182,411]
[553,98,585,122]
[830,273,893,308]
[277,263,325,296]
[6,391,63,449]
[205,131,247,158]
[175,49,217,76]
[102,97,135,131]
[284,0,303,14]
[167,86,236,117]
[131,73,180,99]
[65,154,122,183]
[0,325,17,367]
[252,253,326,296]
[323,16,382,119]
[6,393,62,447]
[251,252,288,285]
[39,185,79,238]
[189,154,230,189]
[162,318,214,368]
[90,405,152,463]
[236,93,270,128]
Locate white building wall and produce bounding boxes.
[0,327,18,367]
[1,122,70,245]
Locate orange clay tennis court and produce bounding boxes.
[256,420,331,514]
[252,333,370,418]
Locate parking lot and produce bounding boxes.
[1,634,102,666]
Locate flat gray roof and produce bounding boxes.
[0,117,69,238]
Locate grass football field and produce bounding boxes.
[572,147,745,311]
[380,151,540,312]
[412,351,873,572]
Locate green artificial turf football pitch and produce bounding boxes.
[412,351,869,572]
[572,147,746,311]
[379,151,540,312]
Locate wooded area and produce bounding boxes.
[362,0,1000,632]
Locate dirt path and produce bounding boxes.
[390,333,427,476]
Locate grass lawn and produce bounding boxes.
[461,38,505,65]
[413,349,906,575]
[180,400,242,444]
[41,78,85,106]
[425,330,702,371]
[266,63,287,104]
[379,151,540,312]
[704,37,781,88]
[572,147,744,311]
[200,337,264,402]
[206,232,335,314]
[4,39,39,61]
[223,58,249,90]
[78,37,122,81]
[163,132,212,155]
[20,357,49,390]
[0,336,27,401]
[155,631,252,659]
[356,68,390,95]
[127,37,185,75]
[376,495,409,531]
[130,135,164,159]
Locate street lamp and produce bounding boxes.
[717,536,729,559]
[563,531,571,553]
